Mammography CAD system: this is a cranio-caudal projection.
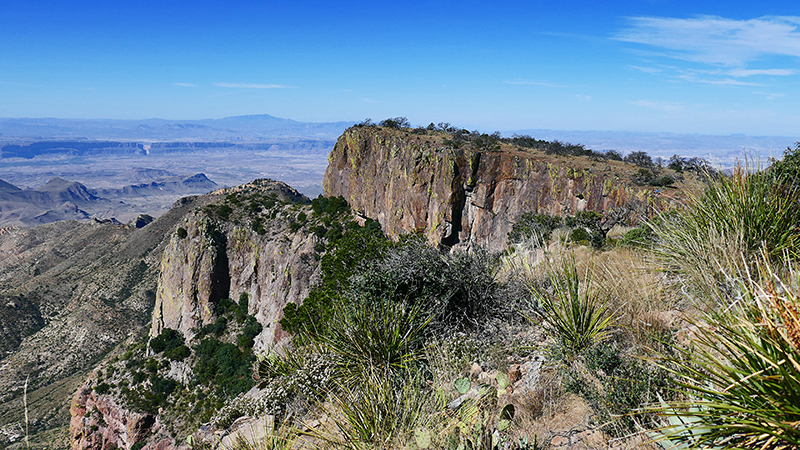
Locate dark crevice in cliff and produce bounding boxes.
[210,230,231,311]
[441,160,466,248]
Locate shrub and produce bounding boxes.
[164,345,190,361]
[176,227,188,239]
[348,238,513,335]
[508,213,562,246]
[567,340,674,436]
[237,316,263,348]
[618,226,653,248]
[624,151,653,168]
[378,117,410,129]
[569,227,590,243]
[150,328,184,354]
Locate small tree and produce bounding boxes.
[378,117,410,129]
[624,151,653,168]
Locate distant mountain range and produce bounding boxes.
[0,114,355,141]
[0,172,218,227]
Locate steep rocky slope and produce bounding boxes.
[0,193,220,448]
[0,179,310,449]
[68,180,320,450]
[150,179,317,349]
[324,126,688,250]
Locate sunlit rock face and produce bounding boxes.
[324,127,668,251]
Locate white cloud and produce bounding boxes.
[753,91,786,100]
[727,68,797,77]
[503,80,567,88]
[628,65,663,74]
[676,74,762,86]
[173,82,197,87]
[214,82,290,89]
[615,15,800,66]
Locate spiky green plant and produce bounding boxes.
[309,295,431,387]
[651,165,800,302]
[311,372,443,450]
[526,256,615,357]
[652,262,800,449]
[224,416,297,450]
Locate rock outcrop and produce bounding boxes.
[324,127,678,251]
[70,387,162,450]
[69,180,320,450]
[150,180,318,350]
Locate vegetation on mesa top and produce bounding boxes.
[355,117,715,187]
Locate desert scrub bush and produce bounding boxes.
[350,238,520,336]
[525,255,615,358]
[508,213,562,247]
[617,224,654,248]
[651,261,800,449]
[564,339,675,437]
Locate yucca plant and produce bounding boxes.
[652,261,800,449]
[526,256,615,357]
[225,416,297,450]
[314,372,443,450]
[309,295,432,388]
[651,164,800,302]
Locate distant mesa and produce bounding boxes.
[0,172,219,227]
[0,114,354,141]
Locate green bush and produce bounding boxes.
[569,227,590,243]
[508,213,562,246]
[569,341,673,436]
[193,337,255,396]
[164,345,190,361]
[150,328,184,354]
[237,316,263,348]
[618,225,653,248]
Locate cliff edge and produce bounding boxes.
[324,126,682,251]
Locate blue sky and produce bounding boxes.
[1,0,799,135]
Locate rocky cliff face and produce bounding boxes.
[0,193,220,449]
[324,127,677,251]
[68,180,320,450]
[70,387,162,450]
[150,180,318,349]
